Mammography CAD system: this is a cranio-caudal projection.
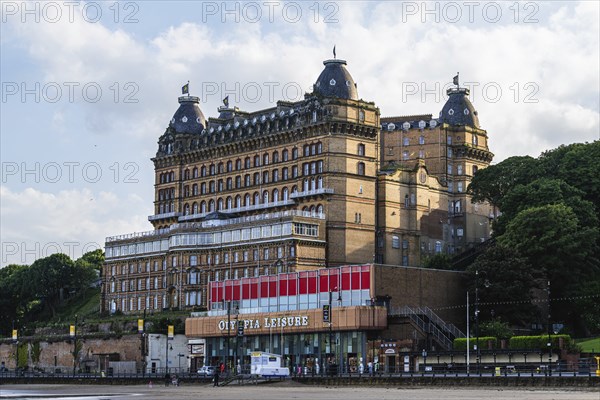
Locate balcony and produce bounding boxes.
[148,212,182,222]
[290,187,334,199]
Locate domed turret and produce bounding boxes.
[313,59,359,100]
[169,96,206,134]
[440,87,480,128]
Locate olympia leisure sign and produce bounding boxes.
[218,315,309,331]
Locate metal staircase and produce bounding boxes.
[392,306,465,350]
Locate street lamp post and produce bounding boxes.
[139,310,146,375]
[12,322,18,372]
[72,315,78,375]
[371,298,376,369]
[475,270,480,374]
[547,280,552,376]
[422,349,427,373]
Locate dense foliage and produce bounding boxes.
[0,250,103,336]
[467,141,600,336]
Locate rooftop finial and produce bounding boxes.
[333,45,336,59]
[453,72,459,89]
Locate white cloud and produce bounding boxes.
[0,186,151,266]
[1,1,598,266]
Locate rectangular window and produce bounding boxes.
[402,240,409,249]
[392,236,400,249]
[243,250,249,262]
[263,248,269,260]
[190,255,197,266]
[447,164,453,174]
[457,182,464,193]
[402,150,409,160]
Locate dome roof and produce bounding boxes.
[169,96,206,134]
[313,59,359,100]
[440,88,480,128]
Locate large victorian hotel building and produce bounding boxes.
[102,56,494,372]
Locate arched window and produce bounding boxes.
[303,179,309,191]
[235,195,242,208]
[210,164,215,175]
[184,203,190,215]
[217,198,224,210]
[236,159,242,170]
[318,176,323,188]
[218,179,224,191]
[192,184,198,195]
[253,173,260,185]
[292,147,298,160]
[282,149,289,161]
[200,166,206,177]
[472,135,478,146]
[192,202,198,214]
[263,171,269,184]
[303,144,310,157]
[254,192,260,204]
[200,182,206,194]
[317,204,324,215]
[310,177,316,190]
[272,151,279,163]
[273,189,279,202]
[226,197,232,209]
[227,177,232,190]
[273,169,279,182]
[184,169,190,180]
[357,162,365,176]
[357,143,365,156]
[235,176,241,188]
[245,194,251,206]
[283,187,289,201]
[227,160,233,172]
[472,165,479,175]
[317,142,322,154]
[254,155,260,167]
[245,174,251,187]
[263,190,269,204]
[245,157,251,168]
[263,153,269,165]
[209,199,215,212]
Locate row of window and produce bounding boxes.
[177,183,325,216]
[108,245,298,277]
[447,164,478,176]
[173,143,325,183]
[179,161,324,197]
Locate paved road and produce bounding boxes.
[0,382,598,400]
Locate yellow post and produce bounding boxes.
[495,366,500,376]
[594,356,600,377]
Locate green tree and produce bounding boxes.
[0,264,30,336]
[494,178,598,236]
[467,155,540,214]
[422,253,452,270]
[466,245,538,326]
[498,204,599,333]
[28,253,75,317]
[540,141,600,221]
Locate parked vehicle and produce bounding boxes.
[197,366,216,376]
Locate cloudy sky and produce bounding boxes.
[1,1,599,266]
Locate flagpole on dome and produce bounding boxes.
[453,73,459,89]
[333,45,336,59]
[181,81,190,97]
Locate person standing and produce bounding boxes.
[213,364,220,387]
